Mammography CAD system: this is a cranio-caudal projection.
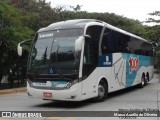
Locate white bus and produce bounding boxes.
[18,19,154,102]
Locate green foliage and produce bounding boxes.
[70,5,82,12]
[144,26,160,43]
[6,0,55,31]
[0,1,33,77]
[143,25,160,72]
[146,11,160,23]
[0,1,33,49]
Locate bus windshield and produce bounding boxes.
[28,29,83,74]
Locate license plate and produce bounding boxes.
[43,92,52,97]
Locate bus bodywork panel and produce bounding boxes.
[97,53,154,92]
[27,81,83,101]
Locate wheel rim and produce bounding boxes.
[98,84,105,99]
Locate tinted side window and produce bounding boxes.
[113,32,131,53]
[101,28,153,56]
[86,25,103,64]
[101,28,112,54]
[142,42,153,56]
[101,28,132,54]
[83,25,103,77]
[133,38,153,56]
[133,38,144,55]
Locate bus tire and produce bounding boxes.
[139,75,145,88]
[145,73,149,86]
[144,77,148,86]
[95,80,108,102]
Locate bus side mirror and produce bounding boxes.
[17,43,22,56]
[75,36,84,51]
[84,35,91,39]
[17,39,33,56]
[84,35,92,45]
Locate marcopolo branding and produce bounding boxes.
[98,54,112,67]
[128,56,139,73]
[104,56,112,66]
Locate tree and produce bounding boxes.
[146,11,160,23]
[144,11,160,73]
[0,1,33,86]
[70,4,82,12]
[143,25,160,72]
[6,0,56,31]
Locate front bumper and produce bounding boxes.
[27,82,82,101]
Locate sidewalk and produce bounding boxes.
[0,87,26,94]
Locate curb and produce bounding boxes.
[0,87,27,94]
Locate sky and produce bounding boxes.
[46,0,160,24]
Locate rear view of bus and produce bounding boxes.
[19,19,154,102]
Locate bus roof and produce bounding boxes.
[38,19,99,32]
[38,19,151,44]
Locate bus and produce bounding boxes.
[18,19,154,102]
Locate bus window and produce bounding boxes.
[101,28,132,54]
[82,38,94,77]
[83,25,103,77]
[101,28,114,54]
[133,39,146,55]
[113,32,132,53]
[83,40,91,64]
[101,29,109,54]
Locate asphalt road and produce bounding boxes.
[0,75,160,120]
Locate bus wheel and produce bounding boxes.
[139,75,145,88]
[95,81,108,102]
[145,73,149,86]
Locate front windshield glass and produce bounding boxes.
[28,29,83,74]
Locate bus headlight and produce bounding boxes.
[64,79,78,89]
[65,82,72,89]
